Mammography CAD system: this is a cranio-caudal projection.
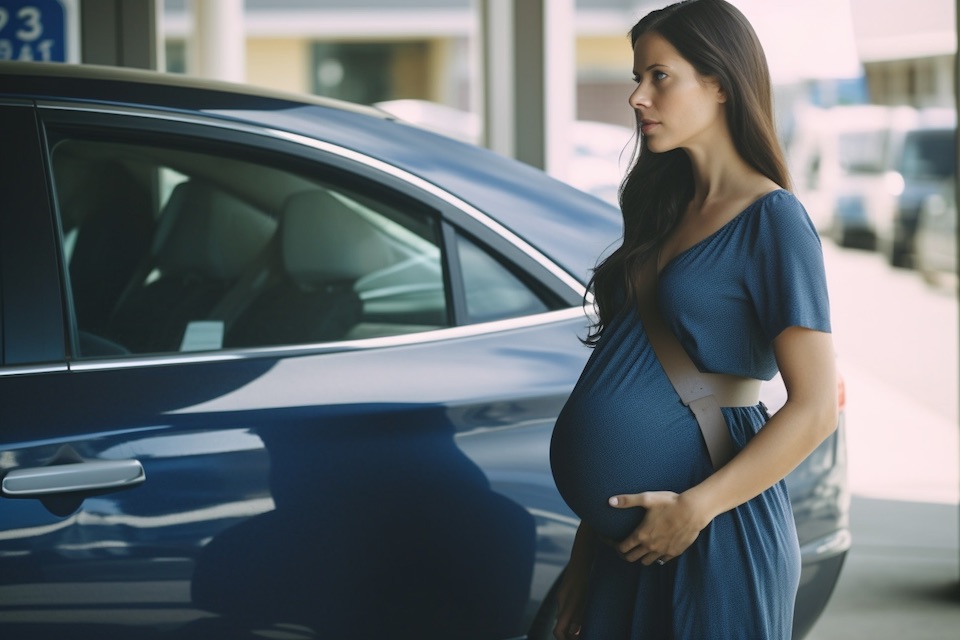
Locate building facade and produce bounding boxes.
[161,0,955,130]
[850,0,955,108]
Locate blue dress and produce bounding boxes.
[550,190,831,639]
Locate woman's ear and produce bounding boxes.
[715,82,727,104]
[703,75,726,103]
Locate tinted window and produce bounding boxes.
[50,138,449,357]
[456,234,550,324]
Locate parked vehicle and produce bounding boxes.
[0,61,849,640]
[875,110,956,268]
[788,104,917,248]
[914,185,957,287]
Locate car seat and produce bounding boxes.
[225,189,391,348]
[107,180,276,353]
[55,156,154,343]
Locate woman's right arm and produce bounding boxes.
[554,521,598,640]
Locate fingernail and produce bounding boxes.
[608,496,619,506]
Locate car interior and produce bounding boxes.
[50,136,556,359]
[51,138,452,357]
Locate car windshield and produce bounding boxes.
[900,129,956,179]
[837,129,889,173]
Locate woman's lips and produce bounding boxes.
[640,120,659,134]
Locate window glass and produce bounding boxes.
[900,130,955,179]
[50,137,448,357]
[311,41,430,104]
[456,235,550,324]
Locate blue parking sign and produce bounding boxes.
[0,0,66,62]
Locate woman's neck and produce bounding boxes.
[683,132,756,205]
[683,136,776,215]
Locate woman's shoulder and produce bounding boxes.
[748,189,816,230]
[748,186,799,210]
[737,189,823,261]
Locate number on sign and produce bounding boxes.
[16,6,42,41]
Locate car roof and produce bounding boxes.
[0,60,388,116]
[0,61,623,286]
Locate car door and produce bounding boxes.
[0,101,587,640]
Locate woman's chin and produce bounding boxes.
[642,137,670,154]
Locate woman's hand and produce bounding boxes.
[553,567,589,640]
[553,523,597,639]
[607,490,713,565]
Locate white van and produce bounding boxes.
[789,104,918,248]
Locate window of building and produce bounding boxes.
[311,41,430,105]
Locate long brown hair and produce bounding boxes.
[585,0,791,345]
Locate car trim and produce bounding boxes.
[2,61,390,118]
[36,100,589,299]
[67,306,593,372]
[38,100,171,118]
[0,363,69,377]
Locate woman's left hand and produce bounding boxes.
[607,490,712,565]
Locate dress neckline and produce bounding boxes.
[657,188,785,275]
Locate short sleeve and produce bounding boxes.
[745,192,832,342]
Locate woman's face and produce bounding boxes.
[628,31,727,154]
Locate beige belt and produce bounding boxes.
[637,260,761,469]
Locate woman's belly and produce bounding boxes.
[549,318,712,540]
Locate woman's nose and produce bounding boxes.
[629,83,648,110]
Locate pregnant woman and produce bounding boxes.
[549,1,838,638]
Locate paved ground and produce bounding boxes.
[807,498,959,639]
[804,245,960,639]
[803,358,960,638]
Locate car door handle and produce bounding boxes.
[1,459,146,497]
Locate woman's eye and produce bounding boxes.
[631,75,641,84]
[653,71,668,81]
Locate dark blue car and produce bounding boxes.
[0,61,849,640]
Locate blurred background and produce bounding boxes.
[16,1,955,225]
[153,0,954,209]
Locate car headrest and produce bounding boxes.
[154,180,276,280]
[280,190,391,286]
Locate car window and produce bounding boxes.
[49,137,451,357]
[899,129,955,180]
[456,234,551,324]
[837,129,889,173]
